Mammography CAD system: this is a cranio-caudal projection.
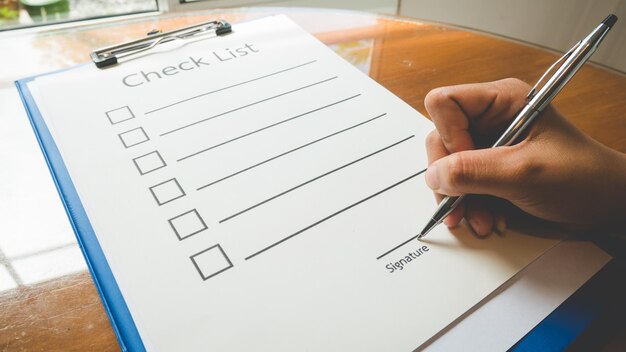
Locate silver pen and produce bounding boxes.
[417,14,618,239]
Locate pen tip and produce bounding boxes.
[602,14,618,29]
[417,218,438,240]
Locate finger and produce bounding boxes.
[464,198,495,237]
[425,146,527,201]
[467,78,532,138]
[493,212,507,235]
[424,78,531,153]
[425,129,447,202]
[424,86,477,153]
[425,129,467,227]
[425,129,449,166]
[443,202,465,228]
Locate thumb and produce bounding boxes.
[425,146,526,200]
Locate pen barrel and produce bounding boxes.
[492,105,541,147]
[529,23,612,113]
[432,195,466,223]
[494,21,614,149]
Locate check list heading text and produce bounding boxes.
[121,43,260,88]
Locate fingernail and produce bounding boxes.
[495,216,507,233]
[425,164,440,190]
[468,218,486,237]
[444,217,459,228]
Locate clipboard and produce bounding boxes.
[91,20,232,68]
[14,18,233,352]
[16,75,145,351]
[13,15,618,351]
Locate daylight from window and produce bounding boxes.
[0,0,157,31]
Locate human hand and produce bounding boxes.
[424,78,626,236]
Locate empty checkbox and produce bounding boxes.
[169,209,207,240]
[119,127,149,148]
[149,178,185,205]
[133,151,166,175]
[106,106,135,124]
[190,244,233,281]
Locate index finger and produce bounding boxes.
[424,78,530,153]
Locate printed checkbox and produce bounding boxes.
[168,209,208,240]
[149,178,185,205]
[118,127,149,148]
[133,151,166,175]
[106,106,135,124]
[190,244,233,281]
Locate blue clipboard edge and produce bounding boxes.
[15,74,145,352]
[511,259,622,351]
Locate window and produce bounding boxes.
[0,0,158,31]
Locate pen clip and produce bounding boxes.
[526,41,580,100]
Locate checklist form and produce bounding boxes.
[21,15,559,351]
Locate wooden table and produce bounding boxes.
[1,8,624,351]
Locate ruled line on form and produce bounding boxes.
[159,76,339,137]
[220,134,414,224]
[245,168,425,261]
[195,112,388,190]
[144,60,318,115]
[177,94,361,162]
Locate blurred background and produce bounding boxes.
[0,0,624,72]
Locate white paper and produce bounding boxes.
[425,240,610,351]
[28,15,560,351]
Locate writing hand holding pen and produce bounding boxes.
[422,78,626,237]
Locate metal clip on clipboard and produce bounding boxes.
[91,19,232,68]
